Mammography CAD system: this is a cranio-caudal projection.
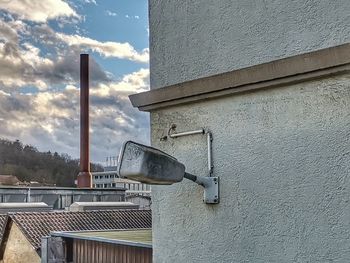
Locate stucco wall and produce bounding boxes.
[2,223,40,263]
[150,74,350,262]
[149,0,350,89]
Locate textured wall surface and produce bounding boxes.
[149,0,350,89]
[2,223,40,263]
[150,74,350,262]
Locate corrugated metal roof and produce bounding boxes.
[72,238,152,263]
[53,229,152,248]
[10,210,152,250]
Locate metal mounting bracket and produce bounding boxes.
[166,124,214,176]
[166,124,219,204]
[195,176,219,204]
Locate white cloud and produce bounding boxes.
[91,68,149,98]
[106,10,117,17]
[0,39,53,90]
[56,33,149,63]
[84,0,97,5]
[0,69,150,161]
[0,19,18,42]
[110,68,149,92]
[0,20,112,91]
[0,10,150,161]
[125,15,140,20]
[0,0,79,23]
[0,90,10,96]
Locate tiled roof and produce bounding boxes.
[10,209,152,250]
[0,215,8,245]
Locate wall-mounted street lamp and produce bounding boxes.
[117,141,219,204]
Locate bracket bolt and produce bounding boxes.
[160,136,168,141]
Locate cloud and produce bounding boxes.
[125,15,140,20]
[0,7,150,162]
[0,21,49,89]
[0,69,150,161]
[0,20,117,91]
[106,10,117,17]
[0,19,19,43]
[30,24,148,64]
[56,33,149,63]
[84,0,97,5]
[0,0,79,23]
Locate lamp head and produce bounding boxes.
[117,141,185,185]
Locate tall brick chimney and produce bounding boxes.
[77,54,92,188]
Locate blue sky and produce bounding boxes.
[72,0,149,77]
[0,0,150,163]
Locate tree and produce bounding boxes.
[0,138,104,187]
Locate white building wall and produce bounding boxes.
[150,74,350,262]
[148,1,350,262]
[149,0,350,89]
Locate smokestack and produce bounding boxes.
[77,54,92,188]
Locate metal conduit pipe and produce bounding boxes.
[168,125,213,176]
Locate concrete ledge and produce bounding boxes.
[129,43,350,111]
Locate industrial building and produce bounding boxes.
[92,161,152,210]
[129,1,350,262]
[0,186,125,210]
[0,210,152,263]
[92,158,150,192]
[42,229,152,263]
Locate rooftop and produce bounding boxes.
[0,175,21,186]
[0,215,7,247]
[0,209,152,251]
[0,202,49,208]
[52,229,152,248]
[0,186,126,191]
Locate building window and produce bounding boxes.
[104,183,109,188]
[94,175,98,179]
[111,183,116,187]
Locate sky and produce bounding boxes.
[0,0,150,164]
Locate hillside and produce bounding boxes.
[0,138,102,187]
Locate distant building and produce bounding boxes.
[0,202,52,213]
[0,186,126,209]
[92,175,151,210]
[92,158,152,209]
[42,229,152,263]
[0,175,21,186]
[93,173,150,191]
[92,156,150,190]
[68,201,139,212]
[0,210,152,263]
[0,176,56,187]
